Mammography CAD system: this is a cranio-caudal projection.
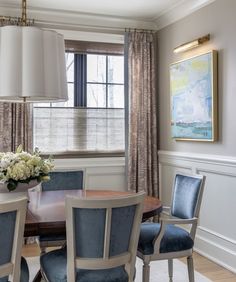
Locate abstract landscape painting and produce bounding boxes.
[170,50,217,141]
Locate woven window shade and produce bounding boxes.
[65,40,124,55]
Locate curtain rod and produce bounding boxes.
[125,28,156,33]
[17,18,156,35]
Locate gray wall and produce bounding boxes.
[157,0,236,156]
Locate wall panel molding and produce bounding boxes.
[198,226,236,246]
[159,150,236,167]
[54,157,126,191]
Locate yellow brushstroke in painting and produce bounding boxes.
[190,61,209,75]
[170,75,188,95]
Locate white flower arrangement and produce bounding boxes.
[0,145,54,191]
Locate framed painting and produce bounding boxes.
[170,50,217,141]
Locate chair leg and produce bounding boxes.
[187,255,195,282]
[142,262,150,282]
[168,259,173,282]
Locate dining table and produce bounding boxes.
[25,189,162,237]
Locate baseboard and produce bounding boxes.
[195,236,236,274]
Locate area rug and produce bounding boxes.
[26,256,212,282]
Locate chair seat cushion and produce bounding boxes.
[0,257,29,282]
[138,223,194,255]
[40,248,129,282]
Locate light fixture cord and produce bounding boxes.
[0,0,34,26]
[22,0,27,26]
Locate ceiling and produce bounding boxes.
[1,0,181,20]
[0,0,215,31]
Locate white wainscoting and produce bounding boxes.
[54,157,126,191]
[159,150,236,274]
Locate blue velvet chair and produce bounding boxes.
[38,170,84,253]
[40,192,145,282]
[41,170,84,191]
[137,173,205,282]
[0,196,29,282]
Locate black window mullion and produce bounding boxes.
[106,56,108,108]
[74,54,87,107]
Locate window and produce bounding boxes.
[86,55,124,108]
[34,43,125,156]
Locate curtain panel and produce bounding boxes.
[0,103,33,152]
[125,31,159,197]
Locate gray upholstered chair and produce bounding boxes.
[0,196,29,282]
[38,170,84,253]
[41,170,84,191]
[40,192,145,282]
[138,173,205,282]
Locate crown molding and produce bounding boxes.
[0,0,216,33]
[0,4,156,34]
[154,0,216,30]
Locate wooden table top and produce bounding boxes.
[25,189,162,237]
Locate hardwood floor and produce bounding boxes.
[22,244,236,282]
[22,242,41,258]
[180,253,236,282]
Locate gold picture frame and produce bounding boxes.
[170,50,218,141]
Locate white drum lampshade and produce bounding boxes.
[0,26,68,102]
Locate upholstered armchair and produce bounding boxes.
[138,173,205,282]
[37,170,84,254]
[40,192,145,282]
[0,196,29,282]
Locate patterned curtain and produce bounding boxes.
[0,103,33,152]
[125,31,159,196]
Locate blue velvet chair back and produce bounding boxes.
[66,192,145,281]
[171,173,204,219]
[0,196,28,282]
[41,170,84,191]
[74,205,136,258]
[0,211,16,281]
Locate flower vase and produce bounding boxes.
[0,179,40,193]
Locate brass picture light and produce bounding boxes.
[174,34,210,54]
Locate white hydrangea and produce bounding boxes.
[0,145,54,191]
[6,161,31,181]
